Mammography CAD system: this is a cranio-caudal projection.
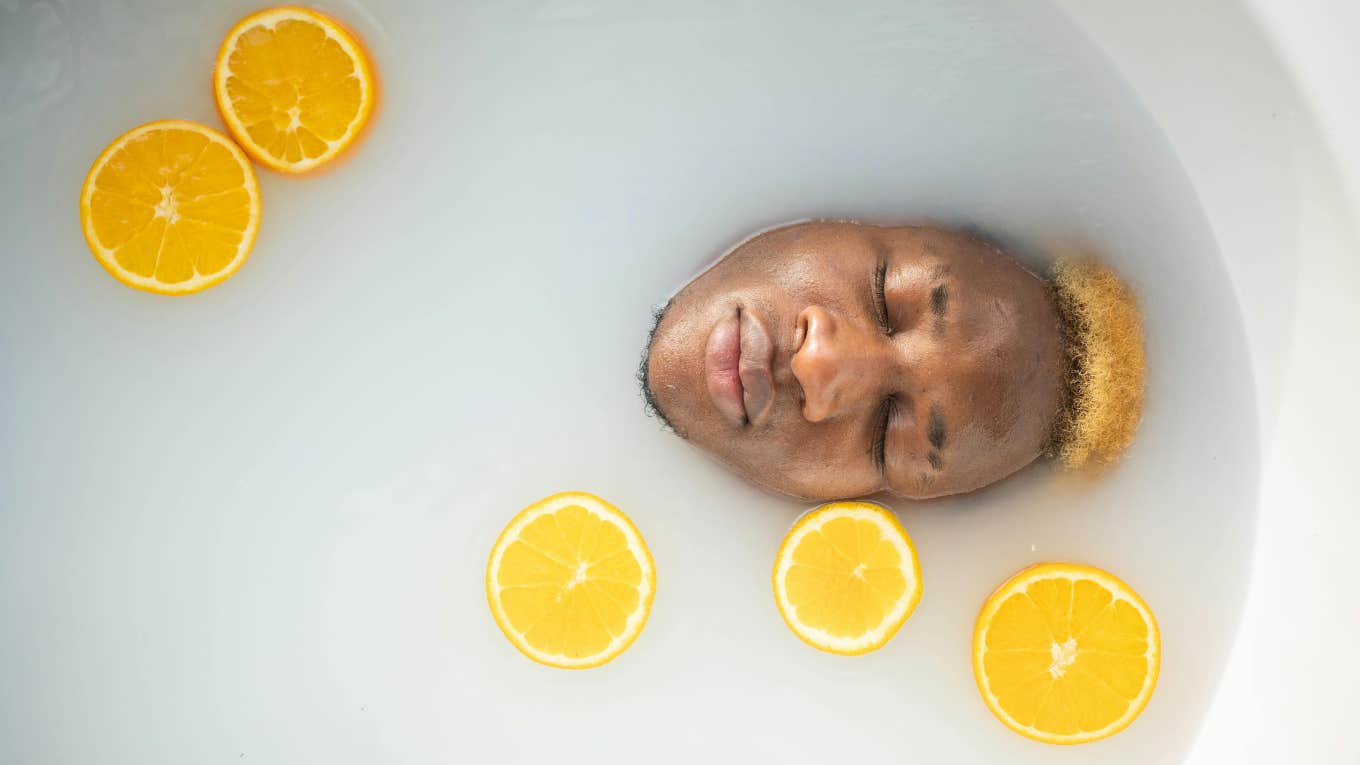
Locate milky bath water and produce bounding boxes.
[0,1,1257,762]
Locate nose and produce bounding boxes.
[791,306,889,422]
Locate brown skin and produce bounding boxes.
[645,222,1066,500]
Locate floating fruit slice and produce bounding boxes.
[772,501,923,655]
[972,562,1160,745]
[486,492,656,669]
[79,120,261,295]
[214,6,376,173]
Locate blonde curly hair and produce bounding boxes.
[1049,259,1146,468]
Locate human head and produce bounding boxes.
[640,221,1072,500]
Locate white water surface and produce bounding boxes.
[0,1,1257,762]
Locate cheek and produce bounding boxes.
[767,257,821,295]
[726,421,874,494]
[728,420,809,472]
[763,258,861,316]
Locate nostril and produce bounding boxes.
[794,311,810,353]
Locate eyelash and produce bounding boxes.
[871,396,897,473]
[873,260,892,335]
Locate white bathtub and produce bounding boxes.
[2,1,1356,762]
[1054,3,1360,762]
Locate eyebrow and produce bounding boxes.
[927,404,946,450]
[930,285,948,317]
[930,284,948,336]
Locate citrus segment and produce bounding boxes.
[79,120,261,295]
[486,492,655,669]
[772,501,923,655]
[972,562,1160,745]
[214,6,376,173]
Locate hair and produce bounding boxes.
[1048,259,1146,468]
[637,299,680,434]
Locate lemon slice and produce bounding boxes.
[214,6,376,173]
[486,492,656,669]
[772,501,923,655]
[79,120,261,295]
[973,562,1160,745]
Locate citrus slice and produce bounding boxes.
[486,492,656,669]
[772,501,923,655]
[79,120,262,295]
[972,562,1160,745]
[214,6,376,173]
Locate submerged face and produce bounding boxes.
[644,222,1066,500]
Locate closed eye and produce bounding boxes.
[870,396,896,474]
[872,259,892,335]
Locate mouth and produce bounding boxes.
[738,308,775,424]
[704,306,775,428]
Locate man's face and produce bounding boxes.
[644,222,1066,500]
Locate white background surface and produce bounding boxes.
[2,1,1357,763]
[1052,2,1360,762]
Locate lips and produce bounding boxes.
[705,306,775,427]
[738,309,775,423]
[704,311,745,425]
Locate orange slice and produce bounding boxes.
[486,492,656,669]
[79,120,262,295]
[772,501,923,655]
[214,6,376,173]
[972,562,1161,745]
